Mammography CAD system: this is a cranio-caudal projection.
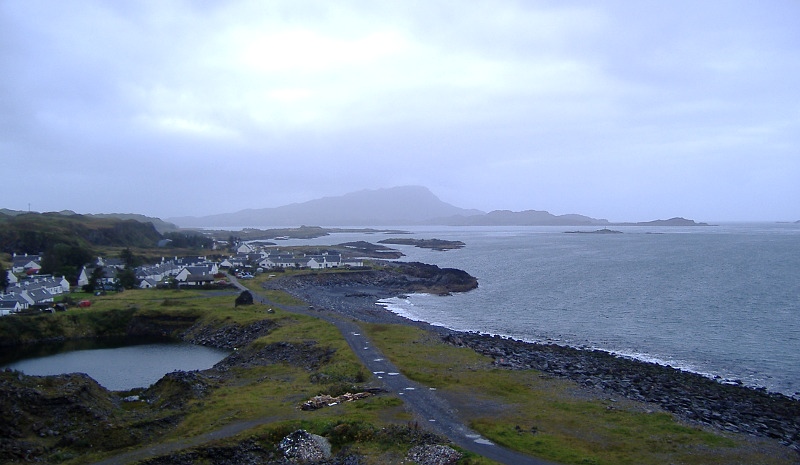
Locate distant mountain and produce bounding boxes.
[169,187,712,228]
[436,209,610,226]
[615,217,710,227]
[169,186,485,227]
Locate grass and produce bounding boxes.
[362,323,796,465]
[5,288,795,465]
[27,288,420,464]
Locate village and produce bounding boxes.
[0,242,364,316]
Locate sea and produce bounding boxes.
[271,223,800,397]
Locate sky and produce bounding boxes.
[2,1,799,223]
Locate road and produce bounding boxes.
[94,277,557,464]
[233,277,557,465]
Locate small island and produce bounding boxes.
[564,228,623,234]
[377,238,466,251]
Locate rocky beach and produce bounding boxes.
[264,262,800,453]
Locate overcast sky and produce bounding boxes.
[2,1,798,222]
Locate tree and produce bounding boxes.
[116,267,138,290]
[82,266,106,293]
[119,247,136,268]
[41,243,93,283]
[0,261,8,293]
[161,232,213,249]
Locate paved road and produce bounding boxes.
[234,278,558,465]
[93,278,557,464]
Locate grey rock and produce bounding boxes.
[279,429,332,464]
[406,444,462,465]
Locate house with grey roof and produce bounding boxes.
[11,253,42,274]
[0,296,25,315]
[139,278,159,289]
[184,274,215,286]
[174,264,218,283]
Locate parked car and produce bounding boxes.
[78,300,92,308]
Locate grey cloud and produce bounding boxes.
[1,1,798,221]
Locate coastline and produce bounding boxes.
[264,265,800,452]
[379,293,786,395]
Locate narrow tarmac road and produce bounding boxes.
[236,278,558,465]
[93,278,557,465]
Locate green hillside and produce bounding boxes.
[0,212,163,253]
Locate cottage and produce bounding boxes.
[0,297,24,315]
[259,254,302,269]
[174,264,218,283]
[183,274,215,286]
[236,243,256,254]
[18,288,53,306]
[342,257,364,267]
[139,278,159,289]
[11,253,42,274]
[305,254,343,269]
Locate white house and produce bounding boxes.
[5,275,70,300]
[306,254,343,269]
[77,267,90,288]
[24,275,70,295]
[12,253,42,274]
[174,264,218,282]
[77,267,119,289]
[0,298,23,315]
[342,257,364,267]
[183,274,215,286]
[139,278,159,289]
[17,288,53,306]
[236,243,256,254]
[259,254,302,269]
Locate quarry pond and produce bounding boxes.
[0,336,230,391]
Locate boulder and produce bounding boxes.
[234,290,254,307]
[406,444,462,465]
[278,429,332,463]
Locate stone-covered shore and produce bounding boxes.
[267,262,800,454]
[442,332,799,452]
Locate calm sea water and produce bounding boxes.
[283,223,800,397]
[1,338,230,391]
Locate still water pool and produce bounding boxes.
[0,337,230,391]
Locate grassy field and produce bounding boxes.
[362,323,797,465]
